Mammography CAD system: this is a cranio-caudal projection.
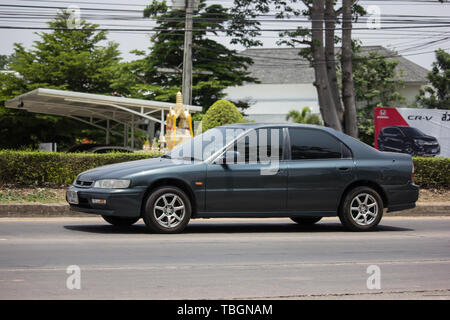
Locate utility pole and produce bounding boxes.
[182,0,194,105]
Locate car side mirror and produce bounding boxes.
[213,150,240,165]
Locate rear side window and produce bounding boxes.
[289,128,350,160]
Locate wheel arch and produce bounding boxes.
[140,178,197,217]
[339,180,388,213]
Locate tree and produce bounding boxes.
[0,55,11,70]
[111,0,256,112]
[286,107,322,125]
[310,0,342,131]
[231,0,363,136]
[202,100,245,131]
[0,11,121,150]
[341,0,357,137]
[352,49,405,145]
[416,49,450,110]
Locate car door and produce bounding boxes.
[286,128,355,214]
[205,127,288,214]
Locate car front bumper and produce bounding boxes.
[66,186,146,218]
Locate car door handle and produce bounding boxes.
[338,167,350,172]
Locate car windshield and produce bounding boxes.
[163,127,247,161]
[399,127,426,137]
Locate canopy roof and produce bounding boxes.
[5,88,202,148]
[5,88,201,124]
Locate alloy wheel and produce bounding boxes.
[350,193,379,226]
[153,193,186,228]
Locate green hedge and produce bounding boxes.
[413,157,449,188]
[0,150,162,186]
[0,151,448,188]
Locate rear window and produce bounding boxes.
[288,128,350,160]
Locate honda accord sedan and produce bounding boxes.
[67,123,419,232]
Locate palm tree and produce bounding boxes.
[286,107,323,125]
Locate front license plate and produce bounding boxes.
[66,190,79,204]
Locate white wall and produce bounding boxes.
[225,82,424,122]
[399,84,423,106]
[224,83,320,123]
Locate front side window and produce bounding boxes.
[231,128,283,163]
[289,128,349,160]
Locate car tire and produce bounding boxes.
[102,215,140,226]
[290,217,322,225]
[142,186,191,233]
[339,186,383,231]
[404,142,414,155]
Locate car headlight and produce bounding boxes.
[414,139,424,146]
[93,179,131,189]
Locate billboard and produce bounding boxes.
[374,107,450,157]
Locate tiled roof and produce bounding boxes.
[239,46,429,85]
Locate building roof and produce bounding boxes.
[239,46,430,85]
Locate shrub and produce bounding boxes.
[0,151,448,189]
[202,100,246,132]
[413,157,450,189]
[0,150,162,187]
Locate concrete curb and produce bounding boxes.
[0,203,91,217]
[0,202,448,217]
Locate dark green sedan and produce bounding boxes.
[66,123,419,233]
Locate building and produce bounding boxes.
[224,46,430,123]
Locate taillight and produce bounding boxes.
[411,162,415,182]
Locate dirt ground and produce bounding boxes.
[0,186,448,204]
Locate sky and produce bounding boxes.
[0,0,449,70]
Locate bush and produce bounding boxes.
[0,150,162,186]
[413,157,450,189]
[202,100,245,132]
[0,151,447,189]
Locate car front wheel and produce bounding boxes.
[143,186,191,233]
[339,187,383,231]
[102,215,140,226]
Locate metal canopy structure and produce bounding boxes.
[5,88,202,149]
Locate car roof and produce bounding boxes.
[221,122,327,130]
[383,125,408,129]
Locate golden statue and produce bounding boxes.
[161,92,194,150]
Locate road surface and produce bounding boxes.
[0,216,449,299]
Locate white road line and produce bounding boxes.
[1,259,449,272]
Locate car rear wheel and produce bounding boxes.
[143,186,191,233]
[290,217,322,225]
[339,186,383,231]
[102,215,140,226]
